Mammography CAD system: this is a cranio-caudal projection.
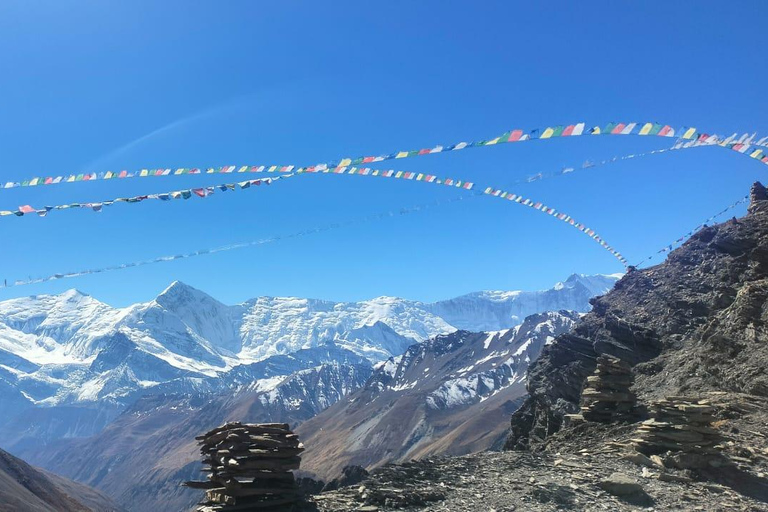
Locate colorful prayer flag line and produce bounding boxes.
[1,122,763,193]
[0,176,285,218]
[0,193,478,289]
[1,161,627,268]
[634,195,749,267]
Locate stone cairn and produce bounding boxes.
[184,422,304,511]
[629,397,727,468]
[579,354,638,423]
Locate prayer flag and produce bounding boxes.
[638,123,653,135]
[620,123,637,135]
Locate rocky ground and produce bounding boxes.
[303,392,768,511]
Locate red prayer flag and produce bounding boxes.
[508,129,523,142]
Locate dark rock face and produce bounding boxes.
[506,181,768,451]
[321,465,369,492]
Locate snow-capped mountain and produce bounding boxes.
[0,273,617,451]
[21,310,578,511]
[296,310,581,480]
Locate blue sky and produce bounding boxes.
[0,1,766,307]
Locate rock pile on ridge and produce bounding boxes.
[184,422,304,511]
[578,354,638,423]
[630,397,728,469]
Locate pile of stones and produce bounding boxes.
[184,422,304,511]
[630,397,726,468]
[579,354,637,423]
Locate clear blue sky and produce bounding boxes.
[0,1,766,307]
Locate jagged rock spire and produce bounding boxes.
[748,182,768,214]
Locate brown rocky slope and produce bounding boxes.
[0,447,122,512]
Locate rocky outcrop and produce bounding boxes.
[506,182,768,451]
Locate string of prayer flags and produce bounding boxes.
[481,186,627,266]
[2,161,625,267]
[3,122,765,193]
[635,196,750,267]
[0,192,479,289]
[0,176,285,218]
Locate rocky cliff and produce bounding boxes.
[506,181,768,450]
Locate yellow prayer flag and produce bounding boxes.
[638,123,653,135]
[540,127,555,139]
[396,151,408,158]
[682,127,696,139]
[485,137,500,145]
[140,169,149,177]
[339,158,352,167]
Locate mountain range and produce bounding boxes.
[22,310,580,511]
[0,273,619,511]
[297,310,580,480]
[0,273,619,452]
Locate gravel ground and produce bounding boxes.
[303,393,768,511]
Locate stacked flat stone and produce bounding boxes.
[579,355,637,423]
[630,397,724,457]
[184,422,304,511]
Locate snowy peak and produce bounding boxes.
[149,281,242,354]
[427,274,619,332]
[155,281,216,307]
[557,273,623,296]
